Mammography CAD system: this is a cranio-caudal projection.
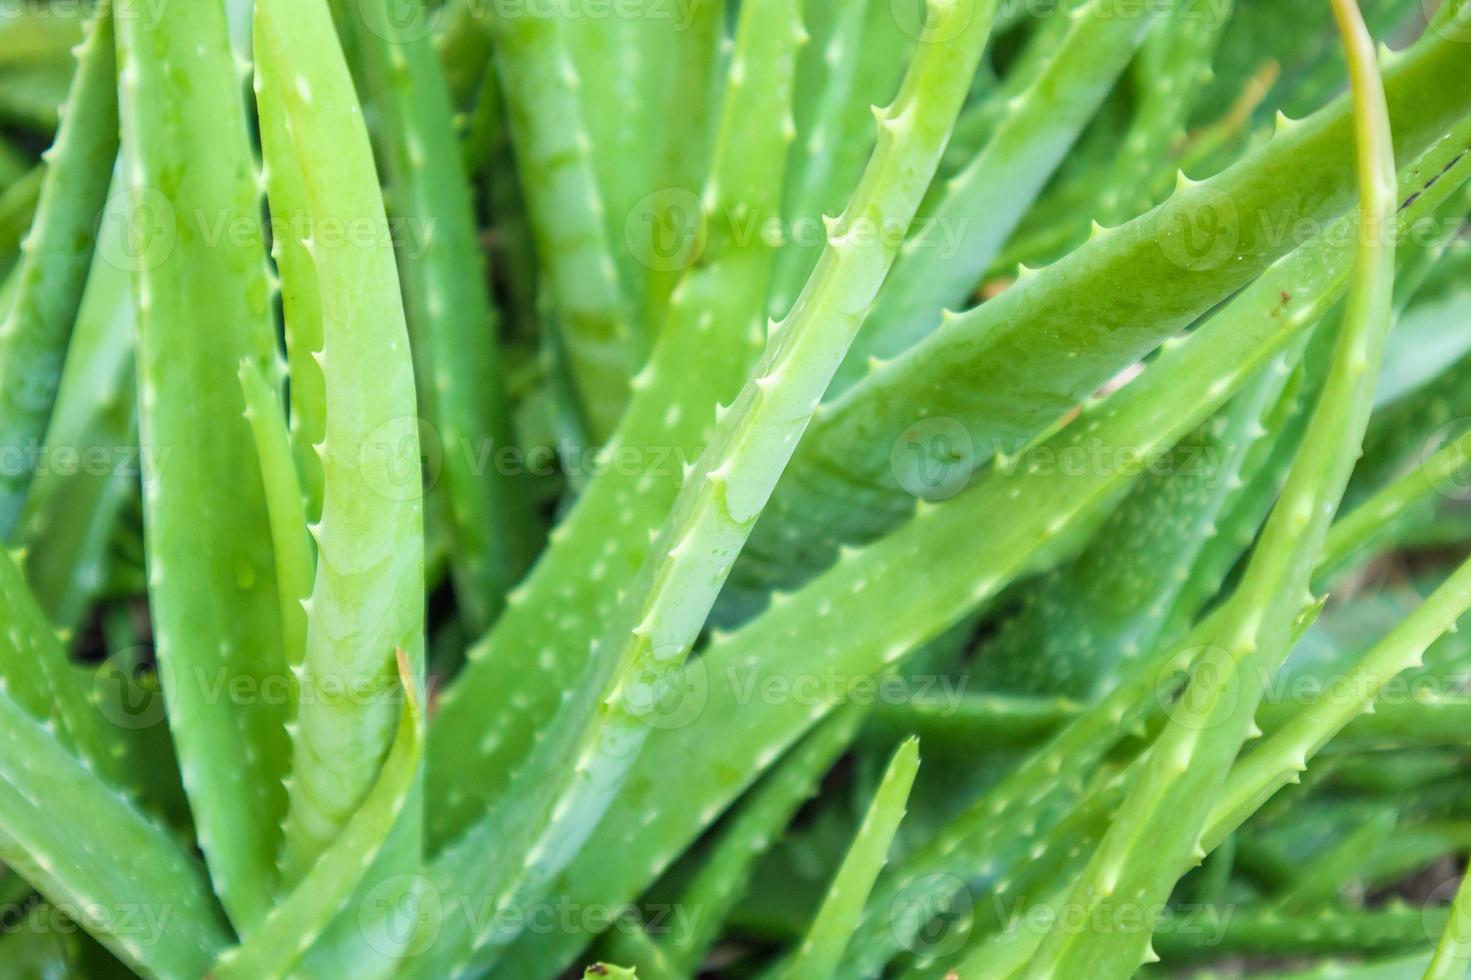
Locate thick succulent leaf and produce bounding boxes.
[659,707,868,974]
[15,180,136,632]
[470,1,640,438]
[211,654,422,980]
[0,547,109,775]
[777,737,919,980]
[978,344,1299,699]
[1019,6,1398,972]
[238,360,312,674]
[335,0,538,631]
[428,0,806,847]
[833,0,1167,391]
[419,4,998,973]
[498,115,1471,976]
[729,18,1471,604]
[254,0,425,881]
[116,0,292,928]
[1426,857,1471,980]
[0,4,116,537]
[0,682,231,979]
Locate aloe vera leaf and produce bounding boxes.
[731,15,1471,600]
[866,692,1077,753]
[212,655,422,980]
[1097,2,1231,225]
[593,924,680,980]
[1426,860,1471,980]
[991,1,1230,274]
[254,0,425,879]
[565,0,671,323]
[1262,694,1471,751]
[1155,902,1437,962]
[15,185,137,632]
[937,9,1071,178]
[472,3,639,439]
[978,345,1297,699]
[659,706,867,975]
[773,738,919,980]
[0,548,109,773]
[422,7,999,973]
[83,657,191,830]
[499,117,1441,978]
[1020,7,1397,972]
[854,127,1471,975]
[1204,553,1471,854]
[1320,427,1471,582]
[768,0,909,316]
[115,0,291,929]
[638,0,727,326]
[338,0,537,631]
[426,0,807,846]
[0,4,116,539]
[1273,807,1398,910]
[1377,283,1471,411]
[0,163,42,277]
[582,965,637,980]
[830,0,1164,393]
[255,43,326,528]
[1351,349,1471,510]
[0,684,231,978]
[433,0,493,109]
[1162,329,1332,639]
[238,360,312,673]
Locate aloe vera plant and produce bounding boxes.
[3,0,1471,977]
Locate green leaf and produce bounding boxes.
[471,1,641,438]
[0,2,117,537]
[336,0,538,631]
[254,0,425,882]
[116,0,291,929]
[211,654,423,980]
[0,682,231,978]
[777,737,919,980]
